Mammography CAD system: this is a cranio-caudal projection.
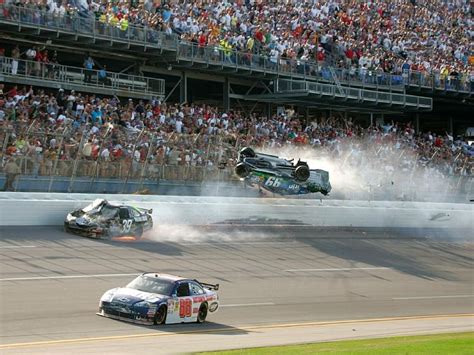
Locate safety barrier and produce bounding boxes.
[0,192,472,230]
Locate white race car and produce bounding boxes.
[98,273,219,325]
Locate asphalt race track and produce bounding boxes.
[0,226,473,354]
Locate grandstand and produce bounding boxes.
[0,0,472,197]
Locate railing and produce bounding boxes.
[176,41,407,92]
[0,57,165,97]
[0,4,471,94]
[1,127,472,201]
[276,79,433,110]
[0,129,241,192]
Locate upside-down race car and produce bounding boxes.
[98,273,219,325]
[235,147,331,196]
[64,199,153,239]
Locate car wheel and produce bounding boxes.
[154,305,167,325]
[235,162,251,178]
[197,303,208,323]
[294,165,310,181]
[239,147,256,158]
[134,226,143,239]
[295,160,309,168]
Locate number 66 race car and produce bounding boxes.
[235,147,332,196]
[64,199,153,239]
[98,273,219,325]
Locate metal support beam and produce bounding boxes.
[223,77,230,112]
[163,78,181,103]
[180,71,187,104]
[449,116,453,135]
[415,113,420,133]
[266,102,272,118]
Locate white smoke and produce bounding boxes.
[257,142,465,202]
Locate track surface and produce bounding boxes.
[0,226,473,353]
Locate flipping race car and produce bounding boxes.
[235,147,331,196]
[64,199,153,239]
[98,273,219,325]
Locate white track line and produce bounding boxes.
[284,267,391,272]
[0,245,36,249]
[0,273,139,281]
[393,295,473,300]
[220,302,275,308]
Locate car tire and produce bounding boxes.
[154,305,167,325]
[295,160,309,168]
[197,303,208,323]
[235,162,251,178]
[294,165,310,181]
[134,226,143,239]
[239,147,256,158]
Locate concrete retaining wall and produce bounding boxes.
[0,192,472,230]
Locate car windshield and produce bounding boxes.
[126,276,175,295]
[82,199,105,213]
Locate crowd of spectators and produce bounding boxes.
[0,86,472,192]
[2,0,472,88]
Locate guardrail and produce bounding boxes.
[0,57,165,98]
[0,4,471,94]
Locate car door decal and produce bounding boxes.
[179,298,192,318]
[121,219,133,233]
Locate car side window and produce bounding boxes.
[131,208,141,218]
[119,208,130,219]
[176,283,190,297]
[189,282,205,295]
[101,206,118,219]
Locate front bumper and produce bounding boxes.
[97,307,154,325]
[96,309,154,325]
[64,222,106,238]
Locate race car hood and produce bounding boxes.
[103,287,167,306]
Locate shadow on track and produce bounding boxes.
[97,318,249,336]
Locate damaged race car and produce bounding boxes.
[64,199,153,239]
[235,147,331,196]
[98,273,219,325]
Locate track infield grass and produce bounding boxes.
[197,332,474,354]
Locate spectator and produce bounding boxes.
[98,65,111,86]
[10,45,20,75]
[25,46,37,76]
[2,156,20,191]
[83,55,95,83]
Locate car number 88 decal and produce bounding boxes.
[179,299,192,318]
[122,219,133,232]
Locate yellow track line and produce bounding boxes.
[1,313,472,349]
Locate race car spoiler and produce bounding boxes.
[137,207,153,214]
[197,280,219,291]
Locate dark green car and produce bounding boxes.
[235,147,332,196]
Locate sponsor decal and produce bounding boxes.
[192,307,199,314]
[179,299,192,318]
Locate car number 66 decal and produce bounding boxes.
[122,219,133,232]
[265,177,281,187]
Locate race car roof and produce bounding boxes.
[142,273,186,282]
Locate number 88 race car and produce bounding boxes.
[64,199,153,239]
[98,273,219,325]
